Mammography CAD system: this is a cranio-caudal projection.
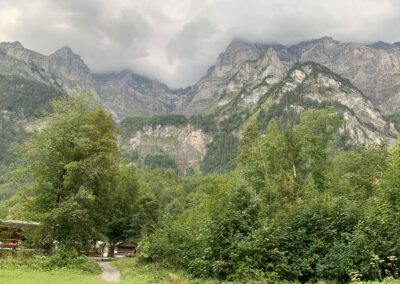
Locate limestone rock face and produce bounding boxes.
[190,36,400,116]
[225,48,287,108]
[93,71,186,121]
[266,63,398,145]
[47,47,94,93]
[290,37,400,115]
[1,39,400,171]
[180,39,269,114]
[0,42,94,94]
[3,38,400,119]
[126,124,212,173]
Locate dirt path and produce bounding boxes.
[98,261,120,283]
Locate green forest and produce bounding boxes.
[1,94,400,283]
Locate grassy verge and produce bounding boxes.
[0,250,100,273]
[111,257,236,284]
[111,257,400,284]
[0,249,104,284]
[0,269,107,284]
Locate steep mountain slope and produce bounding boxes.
[119,61,398,174]
[94,71,188,120]
[290,37,400,115]
[183,36,400,117]
[180,39,270,115]
[92,39,270,119]
[0,74,64,167]
[255,63,398,145]
[119,115,213,174]
[2,38,400,121]
[0,42,87,169]
[0,42,94,94]
[201,61,398,172]
[0,39,399,174]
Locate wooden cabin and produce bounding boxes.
[114,242,138,256]
[0,220,40,249]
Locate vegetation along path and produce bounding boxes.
[98,261,120,283]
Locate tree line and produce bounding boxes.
[2,94,400,282]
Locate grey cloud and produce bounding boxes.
[166,19,218,61]
[0,0,400,87]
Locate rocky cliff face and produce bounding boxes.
[0,42,94,94]
[1,38,400,172]
[92,38,271,118]
[124,124,212,173]
[3,38,400,119]
[259,62,398,145]
[216,47,287,110]
[184,36,400,117]
[94,71,186,120]
[180,39,269,114]
[290,37,400,115]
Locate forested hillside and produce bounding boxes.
[0,38,400,283]
[0,40,399,176]
[1,95,399,283]
[0,74,64,200]
[139,108,400,282]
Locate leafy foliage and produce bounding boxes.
[14,95,120,251]
[0,248,100,273]
[140,108,400,282]
[0,74,64,118]
[120,114,189,141]
[2,87,400,282]
[143,153,178,173]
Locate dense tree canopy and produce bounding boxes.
[1,101,400,282]
[4,95,120,251]
[140,108,400,282]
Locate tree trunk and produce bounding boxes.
[108,244,114,258]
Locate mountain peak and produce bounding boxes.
[212,38,268,75]
[318,36,335,42]
[53,46,75,56]
[9,41,24,49]
[292,36,339,50]
[50,46,89,71]
[226,38,248,48]
[369,41,398,50]
[0,41,25,51]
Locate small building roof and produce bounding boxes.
[115,241,137,247]
[0,220,41,229]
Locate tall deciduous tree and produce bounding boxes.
[19,94,119,251]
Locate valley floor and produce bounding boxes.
[110,257,231,284]
[0,259,399,284]
[0,269,108,284]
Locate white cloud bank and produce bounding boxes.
[0,0,399,87]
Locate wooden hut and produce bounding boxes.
[0,220,40,249]
[114,242,138,256]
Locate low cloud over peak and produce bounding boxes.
[1,0,400,88]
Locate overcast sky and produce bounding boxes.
[0,0,399,87]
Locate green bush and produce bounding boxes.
[141,108,400,283]
[0,248,100,274]
[143,153,178,172]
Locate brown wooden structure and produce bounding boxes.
[114,242,138,256]
[0,220,40,249]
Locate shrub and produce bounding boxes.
[0,247,100,274]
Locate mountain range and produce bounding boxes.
[1,37,400,174]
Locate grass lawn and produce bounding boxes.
[1,258,400,284]
[111,258,400,284]
[0,269,108,284]
[111,257,235,284]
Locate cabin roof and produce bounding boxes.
[0,220,41,229]
[115,241,137,247]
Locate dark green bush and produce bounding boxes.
[0,248,100,273]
